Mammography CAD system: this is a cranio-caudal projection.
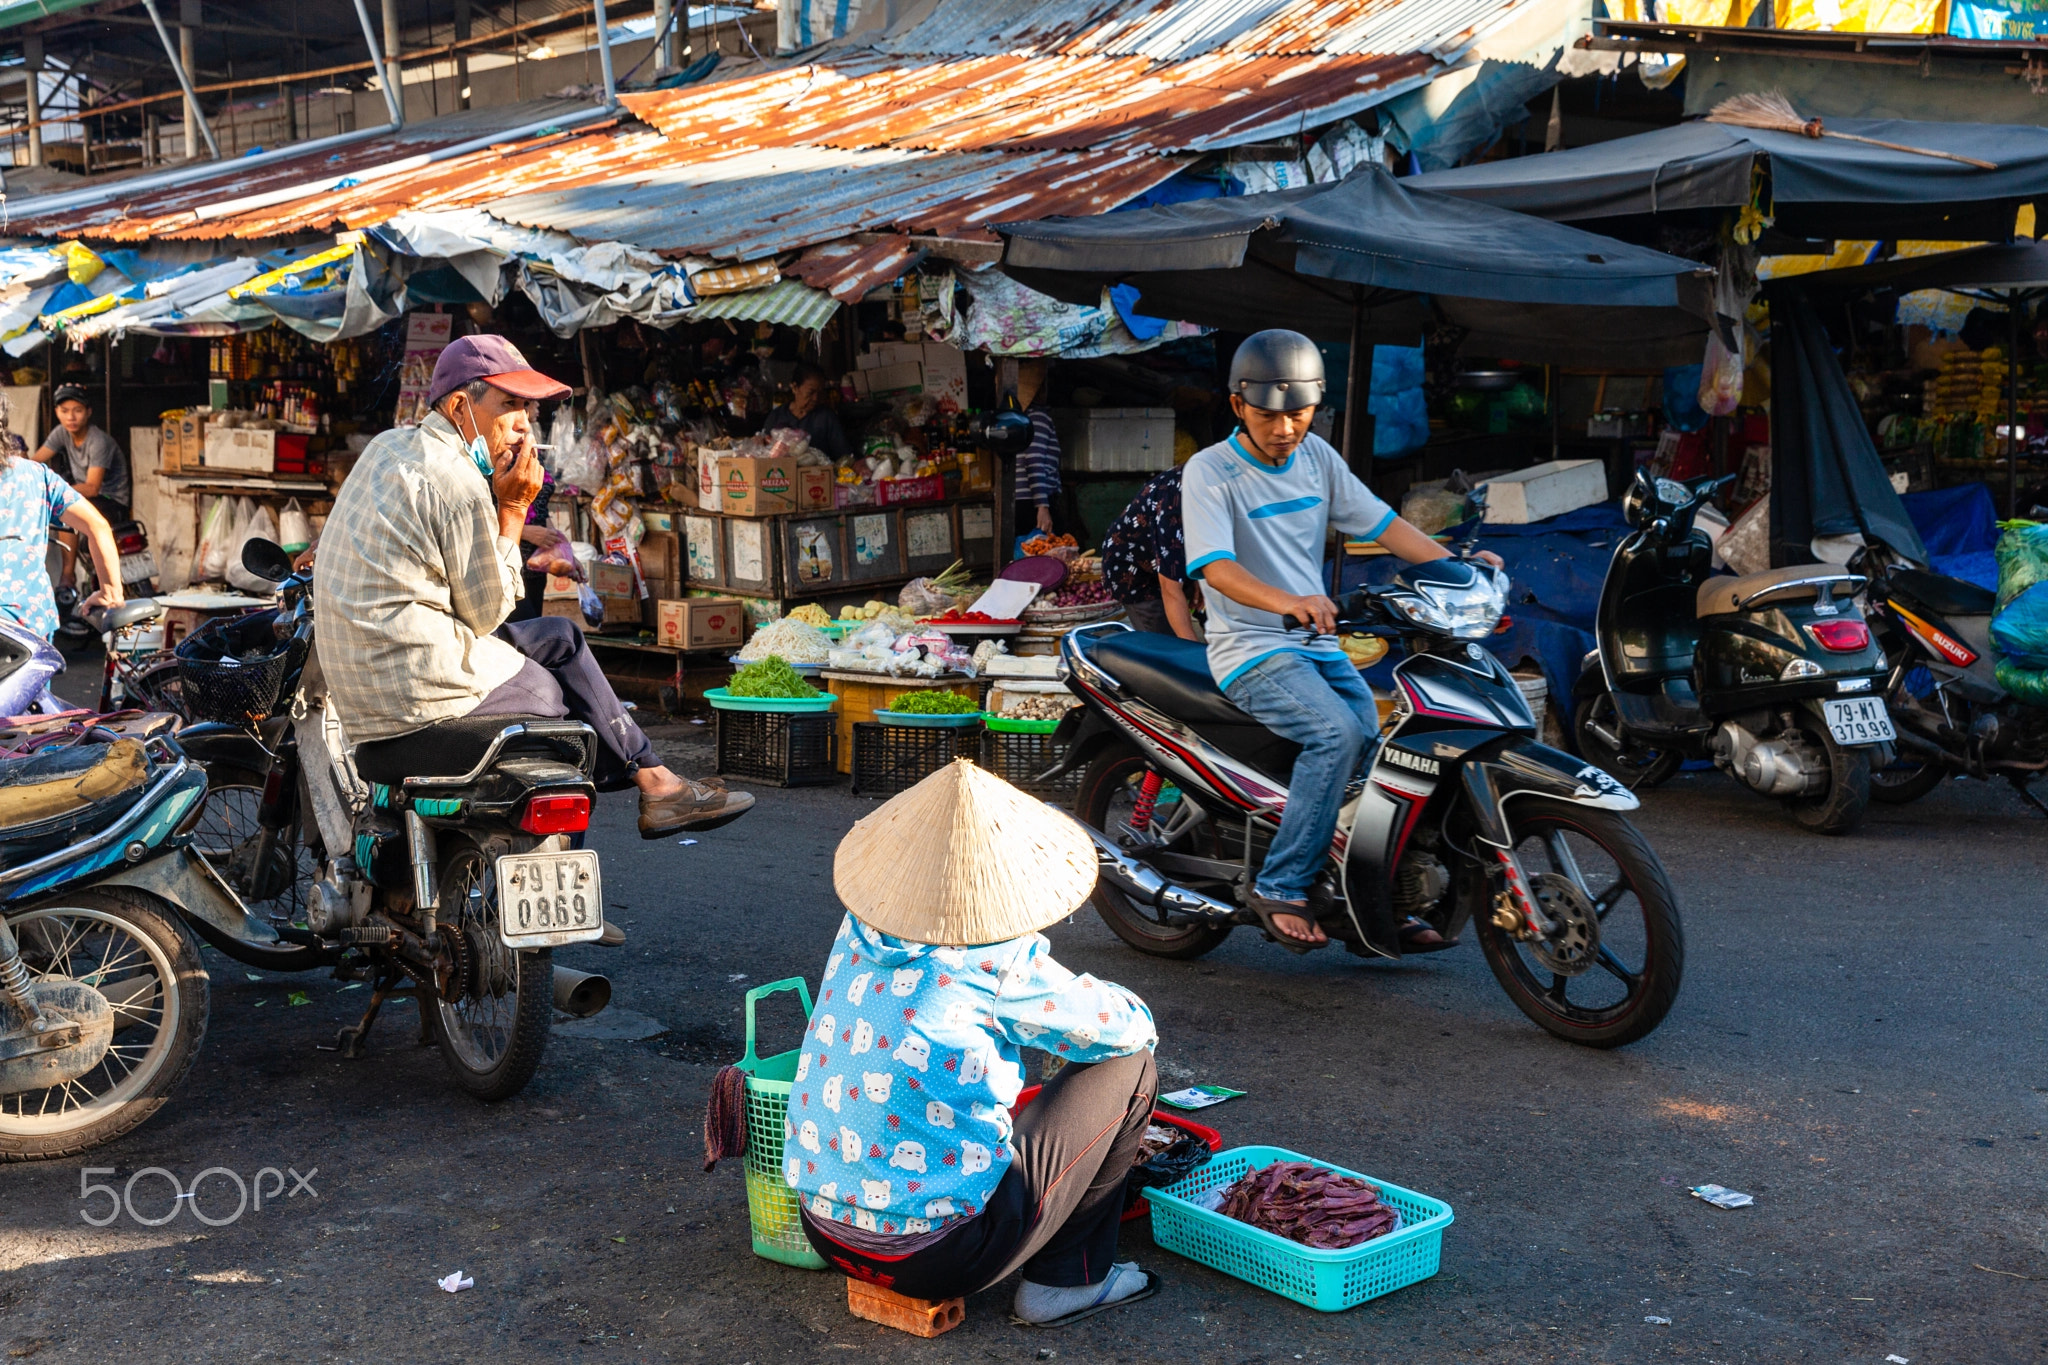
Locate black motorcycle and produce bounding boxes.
[174,539,616,1100]
[1853,547,2048,810]
[1048,558,1684,1049]
[1572,472,1893,835]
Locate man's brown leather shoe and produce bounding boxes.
[639,778,755,838]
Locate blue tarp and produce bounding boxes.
[1903,481,2000,590]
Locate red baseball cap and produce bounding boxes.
[428,334,573,408]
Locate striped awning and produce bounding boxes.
[690,277,838,331]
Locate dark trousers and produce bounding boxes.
[801,1049,1158,1298]
[1121,597,1170,636]
[472,615,657,791]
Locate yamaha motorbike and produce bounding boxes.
[0,729,237,1159]
[1851,546,2048,809]
[1572,472,1893,835]
[173,539,615,1101]
[1049,557,1684,1049]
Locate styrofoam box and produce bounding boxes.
[1056,407,1177,473]
[1479,459,1607,524]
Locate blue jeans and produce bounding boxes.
[1223,651,1380,902]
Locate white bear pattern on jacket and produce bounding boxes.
[788,913,1155,1238]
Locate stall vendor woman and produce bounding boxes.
[791,760,1161,1328]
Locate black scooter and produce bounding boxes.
[1571,472,1894,835]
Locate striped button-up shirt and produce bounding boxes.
[313,412,527,743]
[1011,406,1062,506]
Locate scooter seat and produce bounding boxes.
[1888,566,1995,619]
[1697,563,1860,617]
[353,714,590,786]
[0,738,147,836]
[1084,630,1257,727]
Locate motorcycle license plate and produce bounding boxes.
[495,850,604,948]
[1822,697,1896,746]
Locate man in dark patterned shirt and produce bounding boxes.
[1101,465,1200,639]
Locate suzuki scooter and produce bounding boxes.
[1572,472,1894,834]
[1050,557,1684,1050]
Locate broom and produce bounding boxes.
[1708,92,1998,171]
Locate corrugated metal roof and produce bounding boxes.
[788,236,928,302]
[688,276,840,330]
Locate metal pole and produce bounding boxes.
[381,0,405,123]
[454,0,471,107]
[23,37,42,168]
[144,0,219,160]
[589,0,618,105]
[2010,292,2021,520]
[1342,292,1372,484]
[652,0,672,74]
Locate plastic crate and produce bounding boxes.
[979,729,1083,804]
[734,978,827,1270]
[850,722,976,798]
[1142,1146,1453,1312]
[715,709,839,787]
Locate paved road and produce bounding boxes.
[5,717,2046,1363]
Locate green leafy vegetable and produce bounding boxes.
[728,656,821,699]
[888,690,980,715]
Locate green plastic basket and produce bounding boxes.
[1142,1146,1453,1312]
[872,708,985,728]
[734,977,826,1270]
[705,688,838,713]
[984,715,1061,734]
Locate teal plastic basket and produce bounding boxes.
[1142,1146,1453,1311]
[734,978,827,1271]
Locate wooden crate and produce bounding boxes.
[818,670,990,775]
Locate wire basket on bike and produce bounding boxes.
[175,610,303,725]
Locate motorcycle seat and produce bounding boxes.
[1697,564,1860,617]
[1888,566,1995,619]
[353,713,590,786]
[1085,630,1259,727]
[0,738,147,837]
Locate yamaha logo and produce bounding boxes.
[1383,747,1440,777]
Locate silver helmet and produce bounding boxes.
[1228,330,1325,412]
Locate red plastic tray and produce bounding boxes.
[1012,1082,1224,1223]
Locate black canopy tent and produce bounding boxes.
[1803,243,2048,520]
[1406,118,2048,242]
[997,165,1712,465]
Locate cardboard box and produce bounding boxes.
[656,597,746,649]
[543,573,581,600]
[957,452,993,494]
[542,597,586,621]
[697,447,723,505]
[716,455,796,517]
[203,426,277,473]
[598,593,644,631]
[642,509,675,533]
[639,531,682,598]
[796,466,836,513]
[176,412,209,468]
[1480,459,1608,524]
[156,419,183,474]
[590,559,638,598]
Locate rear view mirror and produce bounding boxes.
[241,537,294,585]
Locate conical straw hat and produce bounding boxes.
[834,759,1099,946]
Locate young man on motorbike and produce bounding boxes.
[1182,331,1499,952]
[315,335,752,837]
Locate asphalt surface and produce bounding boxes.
[5,708,2048,1363]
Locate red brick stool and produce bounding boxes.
[845,1279,965,1337]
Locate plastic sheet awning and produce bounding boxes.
[998,165,1713,366]
[1407,119,2048,241]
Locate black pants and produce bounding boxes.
[471,615,657,791]
[801,1049,1158,1299]
[1121,597,1170,636]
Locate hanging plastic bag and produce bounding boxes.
[1992,582,2048,668]
[225,504,281,593]
[277,498,313,554]
[1995,522,2048,610]
[195,496,232,582]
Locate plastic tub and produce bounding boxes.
[872,708,985,728]
[983,715,1061,734]
[1142,1145,1453,1312]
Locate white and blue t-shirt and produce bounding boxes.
[1181,431,1396,690]
[787,914,1156,1239]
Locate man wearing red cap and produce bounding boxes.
[316,335,752,835]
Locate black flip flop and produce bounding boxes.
[1244,893,1328,955]
[1009,1268,1162,1329]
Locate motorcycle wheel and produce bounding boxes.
[1870,757,1945,805]
[1076,748,1232,960]
[427,833,552,1101]
[1786,730,1871,835]
[181,764,324,971]
[122,656,191,722]
[1475,797,1683,1049]
[1572,689,1682,789]
[0,890,209,1160]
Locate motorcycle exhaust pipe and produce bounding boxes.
[552,966,611,1019]
[1082,826,1246,928]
